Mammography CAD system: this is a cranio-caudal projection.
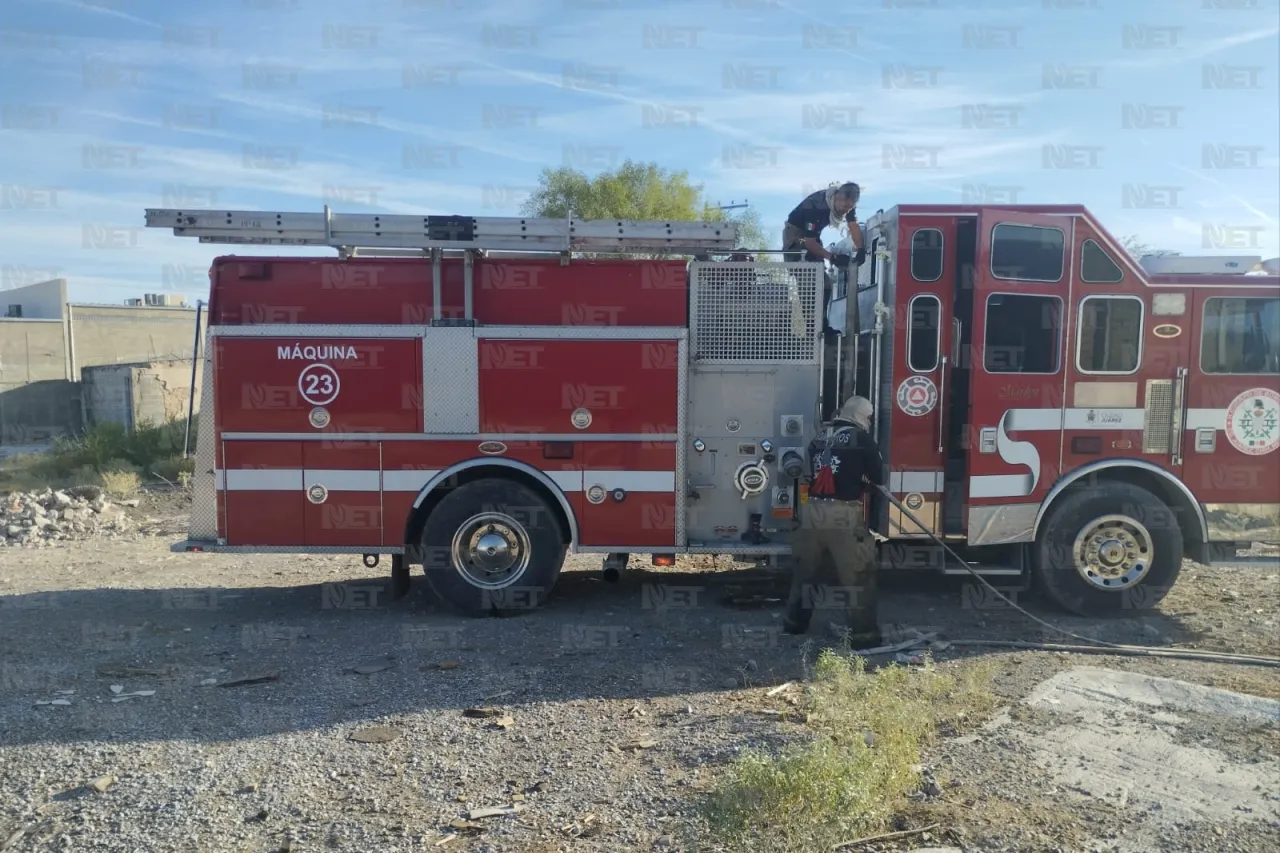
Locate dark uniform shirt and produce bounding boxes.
[785,190,858,261]
[807,425,884,502]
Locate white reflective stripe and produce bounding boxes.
[888,471,944,493]
[1062,408,1145,430]
[1186,408,1225,431]
[214,468,676,493]
[1003,409,1062,431]
[970,474,1035,499]
[982,408,1148,432]
[223,469,303,491]
[219,432,680,442]
[215,469,226,490]
[583,470,675,492]
[382,470,439,492]
[546,470,583,492]
[304,469,380,491]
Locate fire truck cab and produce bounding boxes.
[148,204,1280,619]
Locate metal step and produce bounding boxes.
[1212,554,1280,567]
[144,207,740,255]
[685,543,791,555]
[941,565,1023,577]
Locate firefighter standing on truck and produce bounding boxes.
[782,182,866,267]
[784,395,885,646]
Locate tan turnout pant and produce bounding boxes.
[785,499,879,638]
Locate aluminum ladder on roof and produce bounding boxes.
[144,205,740,324]
[143,206,739,255]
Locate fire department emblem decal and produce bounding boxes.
[1225,388,1280,456]
[896,375,938,417]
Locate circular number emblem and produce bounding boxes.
[896,375,938,417]
[298,364,340,407]
[1225,388,1280,456]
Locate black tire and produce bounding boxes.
[1034,481,1183,617]
[419,478,566,617]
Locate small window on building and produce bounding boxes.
[1081,239,1123,284]
[990,223,1064,282]
[1077,296,1142,374]
[908,295,941,372]
[1201,297,1280,374]
[984,293,1062,373]
[910,229,943,282]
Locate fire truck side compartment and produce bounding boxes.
[208,256,689,327]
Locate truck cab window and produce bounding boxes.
[1077,296,1142,373]
[984,293,1062,374]
[990,223,1064,282]
[910,229,943,282]
[908,294,941,372]
[1081,239,1123,283]
[1201,297,1280,374]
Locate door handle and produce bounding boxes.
[937,356,948,454]
[1171,367,1188,466]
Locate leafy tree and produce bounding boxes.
[521,160,766,258]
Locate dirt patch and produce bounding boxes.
[0,512,1277,852]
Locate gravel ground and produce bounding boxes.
[0,489,1277,853]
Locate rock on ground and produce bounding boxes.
[0,488,133,548]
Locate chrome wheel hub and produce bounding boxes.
[1072,514,1153,591]
[451,512,531,589]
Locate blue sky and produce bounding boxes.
[0,0,1277,304]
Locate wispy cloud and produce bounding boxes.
[1,0,1276,300]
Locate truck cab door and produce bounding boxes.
[966,210,1073,533]
[883,221,951,538]
[1182,291,1280,549]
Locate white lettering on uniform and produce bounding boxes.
[276,343,358,359]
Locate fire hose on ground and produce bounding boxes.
[867,481,1280,669]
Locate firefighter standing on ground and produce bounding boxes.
[785,395,885,646]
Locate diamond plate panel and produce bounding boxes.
[689,261,823,363]
[1143,379,1174,454]
[423,327,479,433]
[675,334,689,547]
[213,324,428,337]
[189,338,219,540]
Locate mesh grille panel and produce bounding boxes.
[689,262,822,363]
[1143,379,1174,454]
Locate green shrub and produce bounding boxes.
[702,649,996,853]
[1,417,197,493]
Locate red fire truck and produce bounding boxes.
[146,204,1280,618]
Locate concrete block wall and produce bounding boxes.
[0,281,206,443]
[82,360,202,431]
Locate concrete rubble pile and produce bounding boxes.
[1,487,133,547]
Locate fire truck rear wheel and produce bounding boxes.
[1034,481,1183,617]
[419,479,566,617]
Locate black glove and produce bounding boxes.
[853,247,867,266]
[830,252,852,269]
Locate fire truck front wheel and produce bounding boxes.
[419,479,566,616]
[1034,481,1183,617]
